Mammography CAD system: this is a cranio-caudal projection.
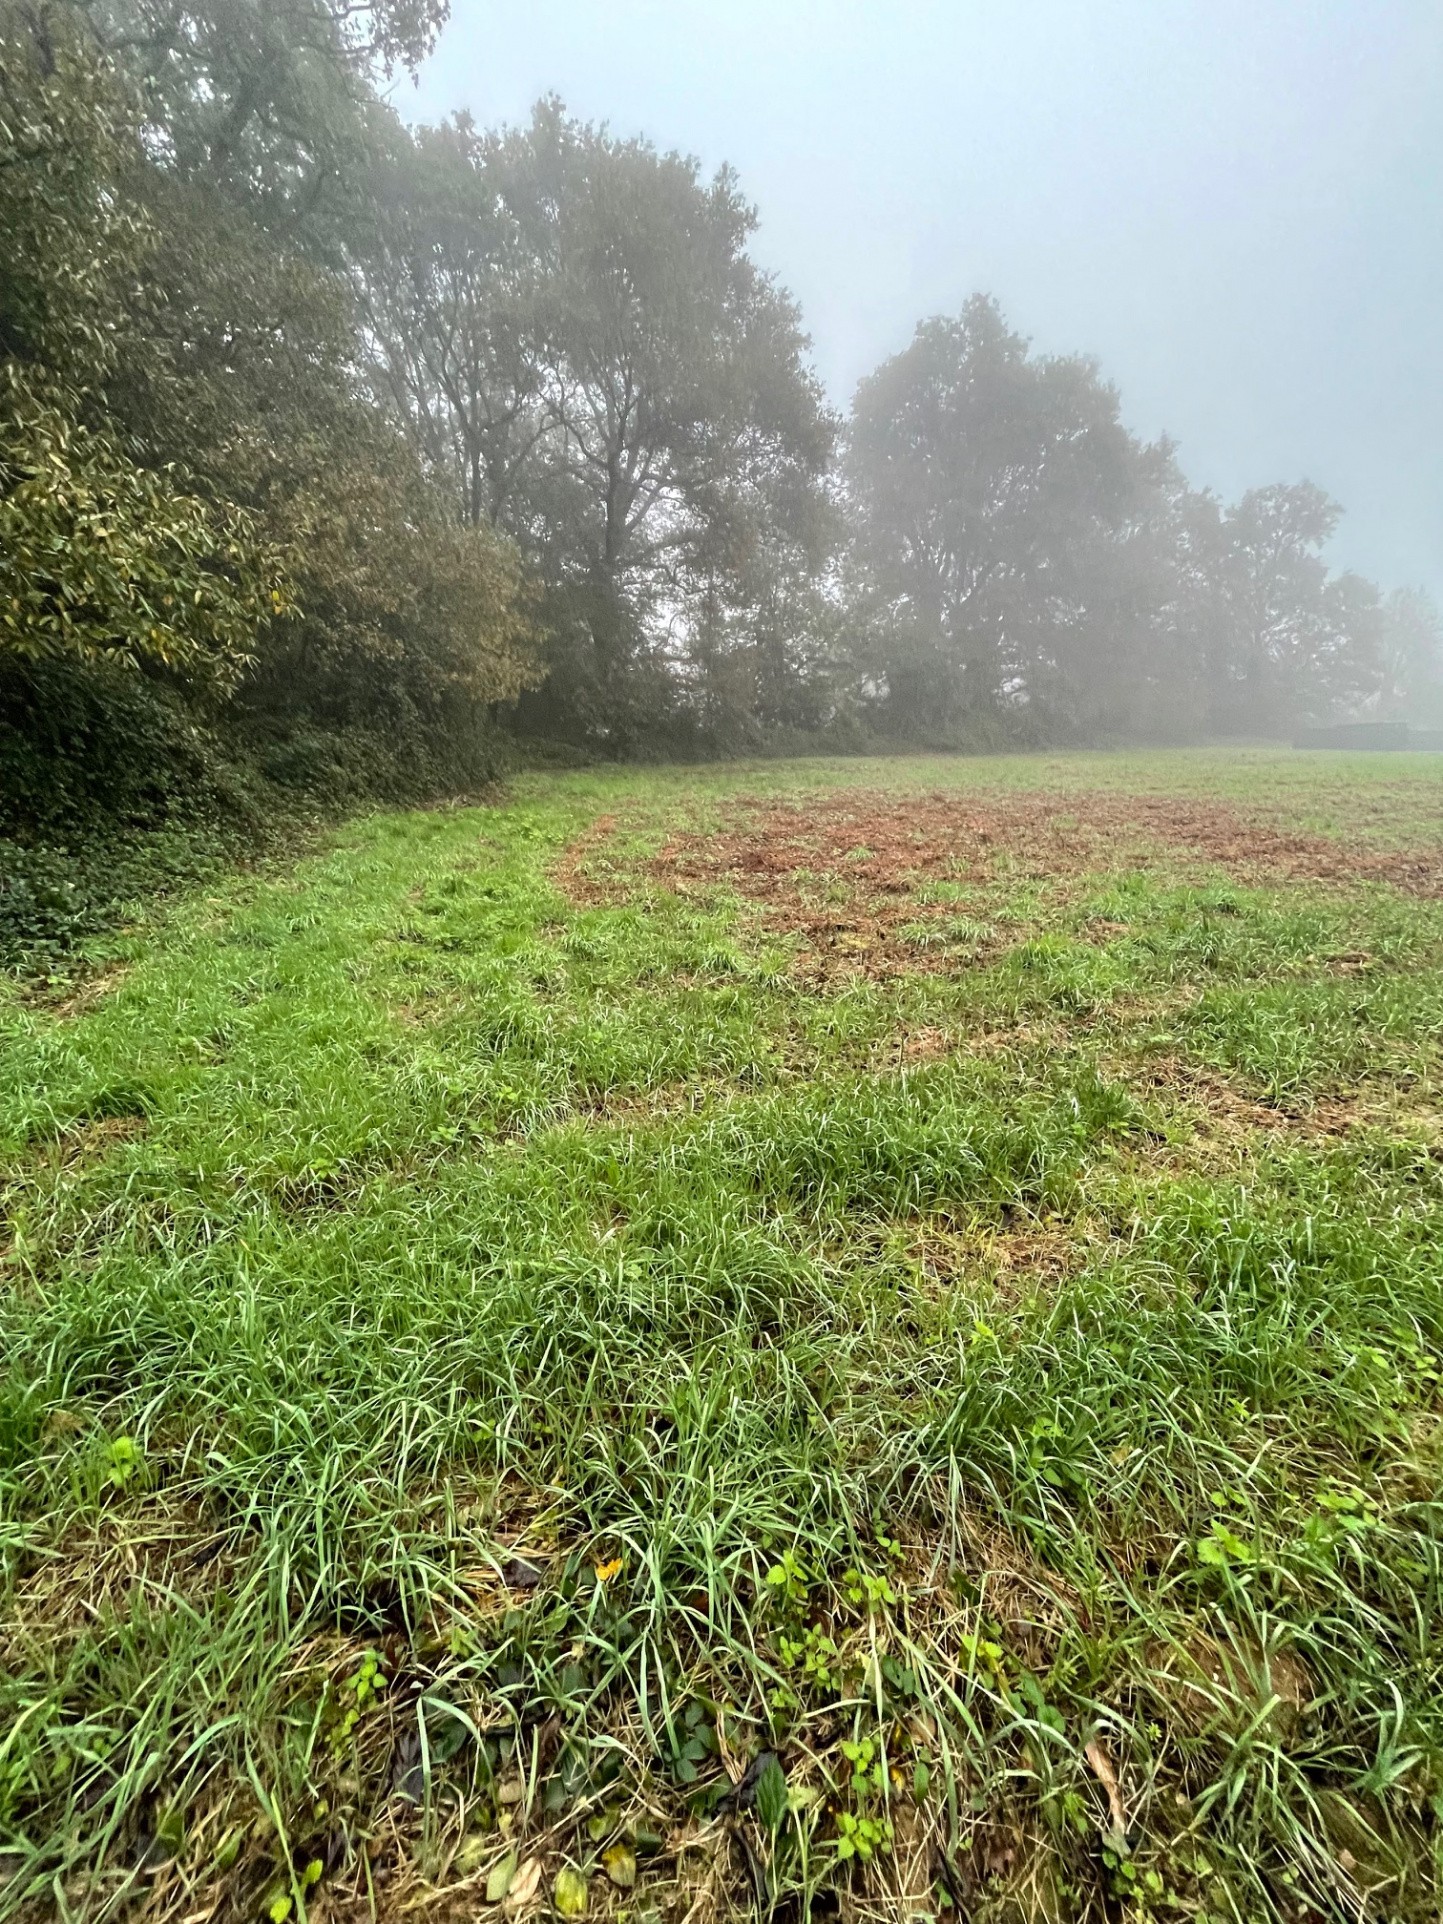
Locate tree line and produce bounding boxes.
[2,0,1439,913]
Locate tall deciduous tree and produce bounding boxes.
[359,105,554,530]
[844,294,1174,738]
[1186,483,1381,731]
[359,102,836,747]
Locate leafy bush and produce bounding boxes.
[0,364,287,686]
[0,657,258,838]
[0,841,93,955]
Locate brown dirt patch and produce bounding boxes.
[1117,1059,1384,1177]
[556,789,1443,982]
[890,1025,959,1065]
[907,1215,1091,1304]
[388,987,468,1029]
[44,964,132,1020]
[54,1112,147,1165]
[552,811,622,907]
[0,1496,236,1672]
[1143,1631,1315,1741]
[1138,1060,1361,1131]
[4,1112,149,1187]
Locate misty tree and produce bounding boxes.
[359,105,554,530]
[843,294,1174,738]
[1184,483,1382,731]
[83,0,448,244]
[842,295,1399,741]
[1364,588,1443,724]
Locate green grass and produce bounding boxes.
[2,749,1442,1923]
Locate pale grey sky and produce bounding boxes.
[406,1,1443,596]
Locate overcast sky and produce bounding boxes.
[406,1,1443,598]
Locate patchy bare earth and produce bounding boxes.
[556,786,1443,980]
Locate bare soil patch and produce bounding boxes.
[5,1112,149,1191]
[0,1495,235,1672]
[906,1214,1091,1305]
[46,964,132,1020]
[1116,1059,1409,1179]
[557,789,1443,980]
[1133,1059,1363,1133]
[552,811,621,907]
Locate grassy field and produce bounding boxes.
[3,749,1443,1924]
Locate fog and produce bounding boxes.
[8,0,1435,778]
[409,0,1443,601]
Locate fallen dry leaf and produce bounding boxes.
[1085,1738,1127,1839]
[503,1856,543,1916]
[601,1842,636,1890]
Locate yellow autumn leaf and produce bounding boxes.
[601,1843,637,1890]
[554,1867,589,1916]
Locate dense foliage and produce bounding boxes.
[2,0,1441,958]
[0,0,537,955]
